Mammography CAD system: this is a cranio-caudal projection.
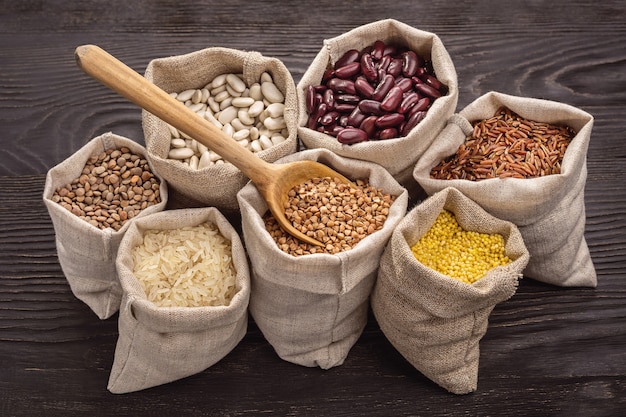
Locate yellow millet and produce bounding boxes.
[411,210,511,284]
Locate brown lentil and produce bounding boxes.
[50,147,161,231]
[430,107,576,180]
[264,177,396,256]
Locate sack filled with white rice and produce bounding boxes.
[108,207,250,394]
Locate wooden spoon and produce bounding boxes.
[75,44,350,246]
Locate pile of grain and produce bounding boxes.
[131,223,236,307]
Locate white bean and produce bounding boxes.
[199,151,212,169]
[233,129,250,141]
[189,155,199,170]
[168,147,195,160]
[226,74,246,93]
[259,135,273,150]
[211,73,228,88]
[176,89,196,102]
[231,97,255,108]
[247,100,265,118]
[266,102,285,118]
[271,135,286,145]
[250,140,262,153]
[261,82,284,103]
[238,109,255,126]
[218,106,238,125]
[264,116,286,131]
[171,138,187,148]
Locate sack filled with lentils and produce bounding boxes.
[237,148,408,369]
[43,132,168,319]
[108,207,250,394]
[371,187,529,394]
[413,91,596,287]
[297,18,458,186]
[143,47,298,211]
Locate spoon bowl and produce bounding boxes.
[75,44,351,246]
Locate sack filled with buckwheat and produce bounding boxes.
[237,148,408,369]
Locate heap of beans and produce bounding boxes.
[411,210,511,284]
[264,177,396,256]
[305,40,448,144]
[430,107,576,180]
[51,147,161,231]
[167,72,288,169]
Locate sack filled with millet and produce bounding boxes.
[371,187,529,394]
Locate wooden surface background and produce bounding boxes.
[1,1,625,416]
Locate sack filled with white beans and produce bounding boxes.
[143,47,299,210]
[43,132,168,319]
[108,207,250,394]
[237,148,408,369]
[297,18,458,187]
[413,91,596,287]
[371,187,529,394]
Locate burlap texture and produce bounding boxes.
[237,149,408,369]
[43,132,168,319]
[413,91,596,287]
[108,207,250,394]
[297,19,458,185]
[371,187,529,394]
[143,47,298,210]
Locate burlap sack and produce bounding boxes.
[297,19,458,186]
[371,187,529,394]
[108,207,250,394]
[413,92,596,287]
[237,148,408,369]
[143,47,298,211]
[43,132,168,319]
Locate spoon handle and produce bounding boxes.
[74,44,272,182]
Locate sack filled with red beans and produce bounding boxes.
[297,19,458,187]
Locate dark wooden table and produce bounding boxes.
[1,1,625,416]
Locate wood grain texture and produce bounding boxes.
[1,1,625,416]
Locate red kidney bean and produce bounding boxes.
[358,99,384,116]
[354,76,374,98]
[409,97,431,115]
[337,127,368,144]
[335,49,360,69]
[322,69,335,84]
[375,113,404,129]
[376,55,391,72]
[306,85,318,114]
[401,51,419,77]
[395,77,413,92]
[334,61,361,79]
[307,102,328,129]
[402,110,427,135]
[421,73,445,92]
[359,115,378,137]
[371,40,385,60]
[398,91,419,113]
[372,74,395,101]
[360,53,378,83]
[336,94,361,104]
[387,58,403,77]
[378,127,398,140]
[327,125,344,136]
[383,44,398,57]
[335,103,357,113]
[327,78,356,94]
[414,80,442,99]
[347,106,366,127]
[381,86,404,112]
[320,111,340,126]
[338,115,349,126]
[323,88,335,108]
